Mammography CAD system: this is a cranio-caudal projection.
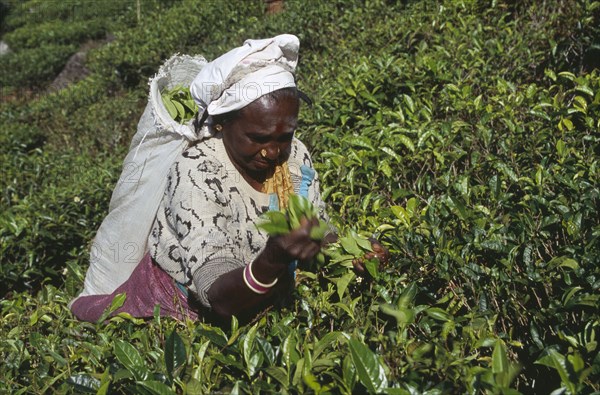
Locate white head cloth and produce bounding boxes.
[191,33,299,117]
[74,35,300,299]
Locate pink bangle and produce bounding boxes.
[243,261,278,294]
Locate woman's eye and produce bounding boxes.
[278,133,294,143]
[249,135,270,144]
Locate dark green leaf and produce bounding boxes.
[136,380,176,395]
[165,330,186,380]
[426,307,452,322]
[67,374,100,393]
[348,337,388,393]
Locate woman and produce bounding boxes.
[71,34,386,323]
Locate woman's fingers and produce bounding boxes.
[350,239,391,278]
[272,217,323,261]
[353,258,366,273]
[369,239,390,264]
[292,242,321,261]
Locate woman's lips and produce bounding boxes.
[254,158,274,170]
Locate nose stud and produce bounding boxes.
[260,148,280,158]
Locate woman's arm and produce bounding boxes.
[206,217,321,319]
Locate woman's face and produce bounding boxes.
[221,93,300,182]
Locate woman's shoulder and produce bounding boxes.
[289,137,314,168]
[175,138,225,176]
[165,138,232,203]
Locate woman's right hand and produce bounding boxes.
[264,216,323,264]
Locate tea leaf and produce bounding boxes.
[165,330,186,380]
[348,338,388,393]
[136,381,177,395]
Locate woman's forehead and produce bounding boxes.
[241,94,299,118]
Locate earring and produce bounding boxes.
[214,124,223,132]
[276,147,280,155]
[260,148,268,158]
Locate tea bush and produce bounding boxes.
[0,0,172,91]
[0,44,77,89]
[87,1,265,90]
[1,0,599,393]
[3,19,107,49]
[0,143,124,296]
[2,0,134,30]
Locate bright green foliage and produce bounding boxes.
[324,230,376,278]
[257,195,374,269]
[257,194,329,239]
[1,0,600,394]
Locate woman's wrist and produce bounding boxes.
[251,242,290,284]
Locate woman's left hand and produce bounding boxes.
[352,238,390,274]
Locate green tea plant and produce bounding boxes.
[0,44,77,89]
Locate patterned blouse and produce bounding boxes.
[149,135,327,307]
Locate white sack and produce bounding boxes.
[77,54,207,297]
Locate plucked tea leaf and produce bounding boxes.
[161,95,178,119]
[256,211,289,235]
[161,85,198,123]
[309,221,330,240]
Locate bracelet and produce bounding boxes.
[243,261,278,294]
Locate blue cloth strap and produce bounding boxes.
[288,165,316,276]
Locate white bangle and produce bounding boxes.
[249,260,278,288]
[243,261,278,294]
